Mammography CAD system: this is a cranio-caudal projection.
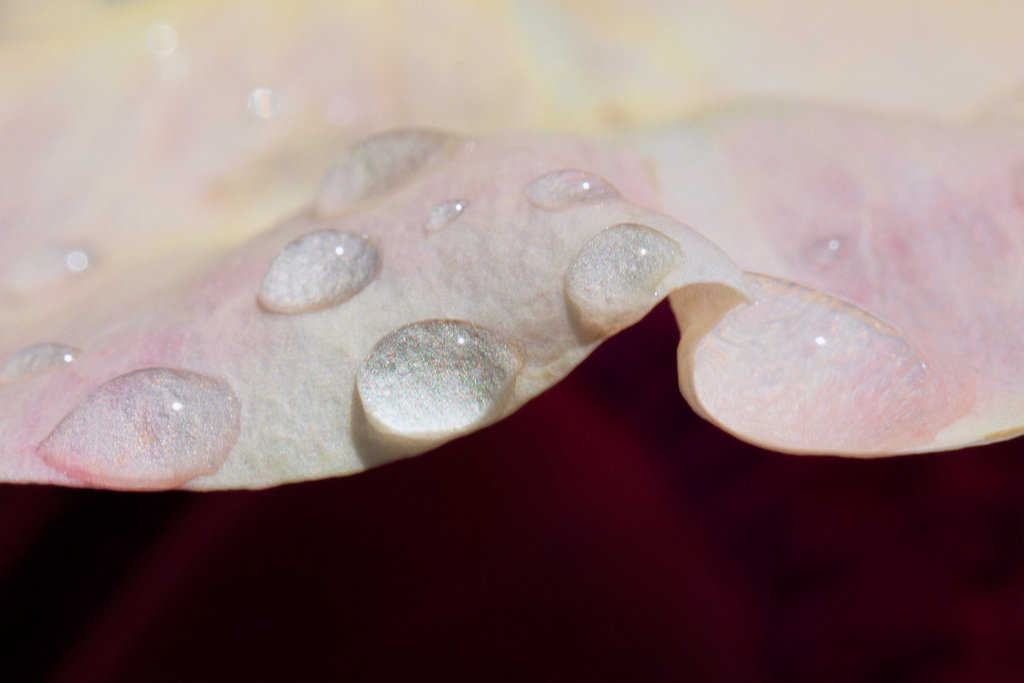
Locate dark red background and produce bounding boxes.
[2,303,1022,682]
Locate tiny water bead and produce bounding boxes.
[314,130,463,216]
[38,368,241,489]
[0,343,78,386]
[564,223,684,334]
[246,87,281,119]
[258,229,380,314]
[803,235,847,271]
[357,319,524,439]
[424,199,468,232]
[523,169,621,210]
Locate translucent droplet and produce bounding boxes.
[247,87,281,119]
[65,249,90,272]
[523,169,621,210]
[565,223,684,334]
[357,320,524,439]
[314,130,462,216]
[0,343,78,386]
[424,199,468,232]
[258,229,380,314]
[144,23,177,56]
[39,368,241,489]
[803,235,846,270]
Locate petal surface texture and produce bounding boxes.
[4,1,1024,489]
[0,128,746,489]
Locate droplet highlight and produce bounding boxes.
[246,87,281,119]
[523,169,621,210]
[314,130,462,216]
[565,223,685,334]
[38,368,241,489]
[357,320,524,440]
[424,199,468,232]
[258,229,380,314]
[0,343,78,386]
[803,235,848,272]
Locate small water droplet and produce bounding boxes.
[0,343,79,386]
[247,87,281,119]
[144,23,177,56]
[814,336,827,346]
[357,320,523,439]
[565,223,684,334]
[4,246,95,300]
[424,199,468,232]
[258,229,381,314]
[65,249,90,273]
[38,368,241,489]
[523,169,621,210]
[804,235,847,270]
[314,130,462,216]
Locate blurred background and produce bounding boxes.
[2,1,1024,680]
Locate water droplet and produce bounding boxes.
[38,368,241,489]
[523,169,621,210]
[247,87,281,119]
[803,235,847,270]
[314,130,462,216]
[258,229,380,314]
[424,199,468,232]
[814,336,828,346]
[144,23,177,56]
[357,320,524,439]
[65,249,90,273]
[3,246,95,300]
[0,343,78,386]
[565,223,684,334]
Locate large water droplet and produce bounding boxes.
[523,169,621,210]
[315,130,462,216]
[0,343,78,386]
[39,368,241,489]
[357,320,524,440]
[565,223,684,334]
[258,229,380,314]
[424,199,468,232]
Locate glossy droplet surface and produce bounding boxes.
[0,343,78,386]
[523,169,621,210]
[424,199,467,232]
[357,320,523,439]
[39,368,241,489]
[689,274,955,452]
[565,223,684,334]
[258,229,380,314]
[315,130,461,216]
